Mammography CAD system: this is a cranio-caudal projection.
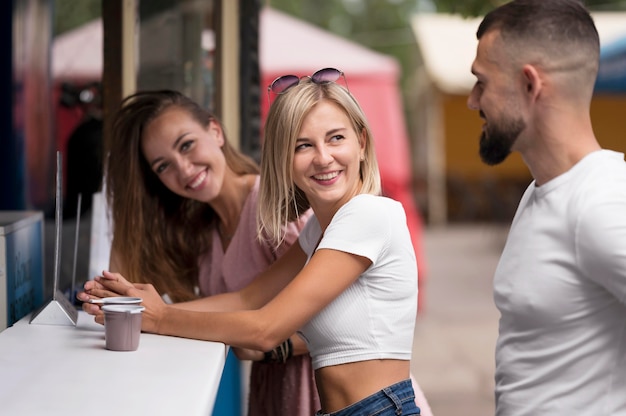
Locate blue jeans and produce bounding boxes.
[315,379,421,416]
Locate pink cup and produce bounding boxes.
[102,304,145,351]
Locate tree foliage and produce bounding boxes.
[435,0,626,15]
[53,0,101,36]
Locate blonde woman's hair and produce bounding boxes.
[107,90,259,302]
[258,78,380,245]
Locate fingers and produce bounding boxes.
[83,279,107,292]
[80,277,111,300]
[82,302,99,315]
[94,279,132,296]
[76,286,109,303]
[85,287,127,299]
[81,300,105,325]
[79,271,152,302]
[94,275,136,297]
[81,301,104,326]
[102,270,133,287]
[76,291,90,303]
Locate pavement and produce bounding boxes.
[411,224,509,416]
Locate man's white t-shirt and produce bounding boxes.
[494,150,626,415]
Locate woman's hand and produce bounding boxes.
[75,272,133,323]
[77,271,167,332]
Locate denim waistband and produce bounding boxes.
[316,379,420,416]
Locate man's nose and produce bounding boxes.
[467,85,479,110]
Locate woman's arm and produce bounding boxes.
[94,247,371,351]
[231,333,308,361]
[173,239,310,312]
[79,239,308,322]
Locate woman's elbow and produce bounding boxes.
[248,325,286,352]
[254,333,283,352]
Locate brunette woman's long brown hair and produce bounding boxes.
[106,90,259,302]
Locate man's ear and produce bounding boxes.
[522,64,542,100]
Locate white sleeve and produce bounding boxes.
[318,195,404,264]
[576,192,626,304]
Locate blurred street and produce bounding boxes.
[411,224,509,416]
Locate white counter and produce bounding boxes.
[0,310,227,416]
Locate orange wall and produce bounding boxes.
[442,94,529,181]
[437,93,625,222]
[591,95,626,152]
[441,93,626,180]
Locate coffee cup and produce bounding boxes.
[87,296,142,305]
[102,304,145,351]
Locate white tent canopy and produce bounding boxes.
[259,7,398,76]
[411,12,626,95]
[52,18,103,79]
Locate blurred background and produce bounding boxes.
[2,0,626,414]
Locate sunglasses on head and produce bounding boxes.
[266,67,349,104]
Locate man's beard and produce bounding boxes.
[479,116,525,166]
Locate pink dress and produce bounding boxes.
[198,176,320,416]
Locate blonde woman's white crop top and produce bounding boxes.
[297,194,418,370]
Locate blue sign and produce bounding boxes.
[595,35,626,94]
[1,212,45,327]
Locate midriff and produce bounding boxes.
[315,359,411,413]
